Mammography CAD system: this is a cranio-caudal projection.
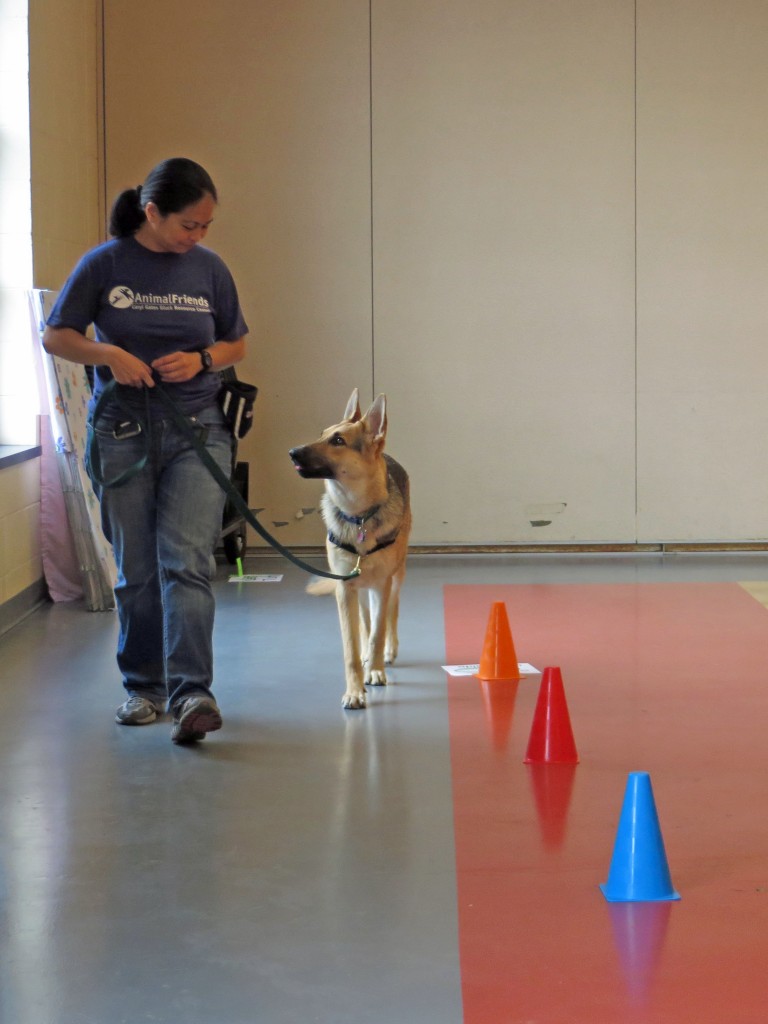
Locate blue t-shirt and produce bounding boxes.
[46,235,248,417]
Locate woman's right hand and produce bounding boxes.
[104,346,155,388]
[42,328,155,389]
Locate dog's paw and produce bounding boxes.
[366,669,388,687]
[384,633,399,664]
[342,691,368,710]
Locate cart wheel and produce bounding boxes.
[223,521,247,564]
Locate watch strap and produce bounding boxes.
[196,347,213,372]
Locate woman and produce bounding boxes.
[43,157,248,744]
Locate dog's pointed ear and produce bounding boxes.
[364,394,387,441]
[343,388,362,422]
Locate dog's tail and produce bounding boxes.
[305,577,336,596]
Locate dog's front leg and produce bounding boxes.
[384,574,402,664]
[365,579,392,687]
[335,582,367,709]
[359,599,371,666]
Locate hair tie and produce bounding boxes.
[136,184,143,200]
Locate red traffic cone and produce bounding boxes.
[476,602,521,681]
[524,666,579,764]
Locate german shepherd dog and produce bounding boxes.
[289,390,411,709]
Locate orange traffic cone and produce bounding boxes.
[479,679,520,751]
[476,602,521,681]
[523,666,579,764]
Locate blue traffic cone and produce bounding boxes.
[600,772,681,903]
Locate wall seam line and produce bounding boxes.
[369,0,376,400]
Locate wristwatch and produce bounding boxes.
[196,348,213,373]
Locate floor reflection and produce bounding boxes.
[526,763,577,850]
[607,900,674,1007]
[477,679,519,751]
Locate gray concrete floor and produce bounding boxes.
[0,551,766,1024]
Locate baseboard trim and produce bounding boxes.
[243,541,768,557]
[0,578,50,638]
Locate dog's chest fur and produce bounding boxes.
[322,454,409,552]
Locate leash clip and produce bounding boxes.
[113,420,142,440]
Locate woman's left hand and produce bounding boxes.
[151,350,204,383]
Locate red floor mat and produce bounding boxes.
[444,583,768,1024]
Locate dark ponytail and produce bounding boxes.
[108,158,218,238]
[108,187,145,237]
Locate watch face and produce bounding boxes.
[200,349,212,370]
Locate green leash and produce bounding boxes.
[88,379,361,582]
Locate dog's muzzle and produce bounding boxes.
[289,446,333,479]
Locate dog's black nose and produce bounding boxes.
[289,447,307,471]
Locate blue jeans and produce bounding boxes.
[88,402,234,712]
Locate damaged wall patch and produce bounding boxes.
[525,502,567,527]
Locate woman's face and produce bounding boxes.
[140,193,216,254]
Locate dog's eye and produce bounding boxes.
[329,434,346,447]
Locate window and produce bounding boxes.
[0,0,36,447]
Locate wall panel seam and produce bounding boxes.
[633,0,639,540]
[369,0,376,399]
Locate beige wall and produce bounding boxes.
[103,0,373,547]
[636,0,768,540]
[0,460,41,609]
[5,0,767,606]
[0,0,102,611]
[373,0,636,543]
[101,0,768,548]
[29,0,104,286]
